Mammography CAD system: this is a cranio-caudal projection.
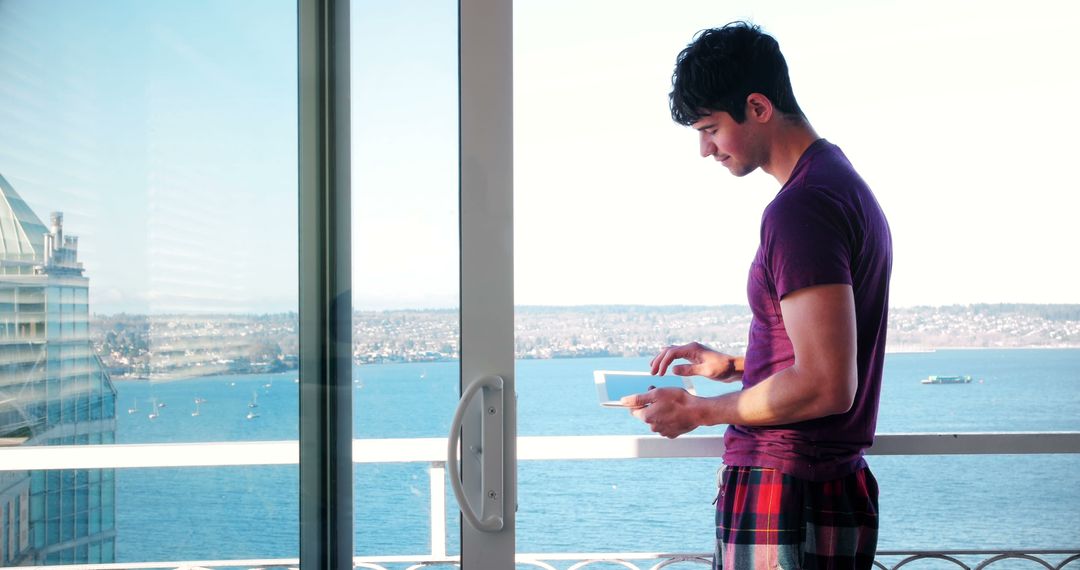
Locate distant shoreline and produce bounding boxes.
[93,305,1079,378]
[107,345,1080,382]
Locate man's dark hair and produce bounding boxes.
[670,22,804,126]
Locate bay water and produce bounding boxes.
[113,349,1080,563]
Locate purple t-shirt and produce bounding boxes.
[722,138,892,482]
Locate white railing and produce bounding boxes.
[2,433,1079,569]
[7,432,1080,471]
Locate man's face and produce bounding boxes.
[692,110,762,177]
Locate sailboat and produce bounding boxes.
[191,401,201,417]
[248,391,259,408]
[127,398,139,414]
[148,399,159,420]
[246,410,259,420]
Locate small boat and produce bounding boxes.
[246,411,259,420]
[192,402,201,417]
[157,401,166,408]
[248,392,259,408]
[921,375,973,385]
[148,399,159,420]
[194,397,207,404]
[127,398,139,414]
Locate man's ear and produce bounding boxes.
[745,93,774,123]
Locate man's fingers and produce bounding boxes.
[620,389,656,408]
[650,348,671,374]
[652,344,698,375]
[652,349,670,375]
[670,363,695,376]
[657,346,691,376]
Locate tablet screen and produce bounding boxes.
[594,370,694,406]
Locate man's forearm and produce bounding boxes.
[691,363,851,427]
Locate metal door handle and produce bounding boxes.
[447,374,504,532]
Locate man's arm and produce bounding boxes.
[626,283,857,438]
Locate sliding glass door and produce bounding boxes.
[347,0,514,568]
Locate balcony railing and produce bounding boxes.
[4,551,1080,570]
[2,432,1079,570]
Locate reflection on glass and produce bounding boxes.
[0,176,116,564]
[0,0,297,565]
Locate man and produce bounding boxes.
[622,22,892,570]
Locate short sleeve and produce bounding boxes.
[761,186,853,299]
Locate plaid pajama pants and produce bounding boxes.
[713,466,879,570]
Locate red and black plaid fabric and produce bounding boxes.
[713,466,879,570]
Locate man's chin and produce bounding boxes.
[726,164,756,177]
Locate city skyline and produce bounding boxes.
[1,0,1078,314]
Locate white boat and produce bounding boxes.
[921,375,973,384]
[192,402,201,417]
[148,399,159,420]
[246,411,259,420]
[127,398,139,414]
[194,396,207,404]
[248,392,259,408]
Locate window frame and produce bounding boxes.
[297,0,353,567]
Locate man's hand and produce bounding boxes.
[650,342,743,381]
[621,387,702,438]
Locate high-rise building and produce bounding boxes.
[0,173,117,565]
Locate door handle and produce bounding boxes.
[447,374,505,532]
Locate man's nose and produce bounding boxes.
[699,133,716,158]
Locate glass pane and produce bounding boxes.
[514,0,1080,566]
[0,0,298,565]
[349,0,461,561]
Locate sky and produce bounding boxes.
[1,0,1078,313]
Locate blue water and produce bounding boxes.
[112,350,1080,564]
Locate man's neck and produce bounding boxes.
[761,119,821,186]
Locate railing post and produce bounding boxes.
[429,461,447,558]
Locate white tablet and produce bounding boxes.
[594,370,695,408]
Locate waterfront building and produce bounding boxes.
[0,173,117,565]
